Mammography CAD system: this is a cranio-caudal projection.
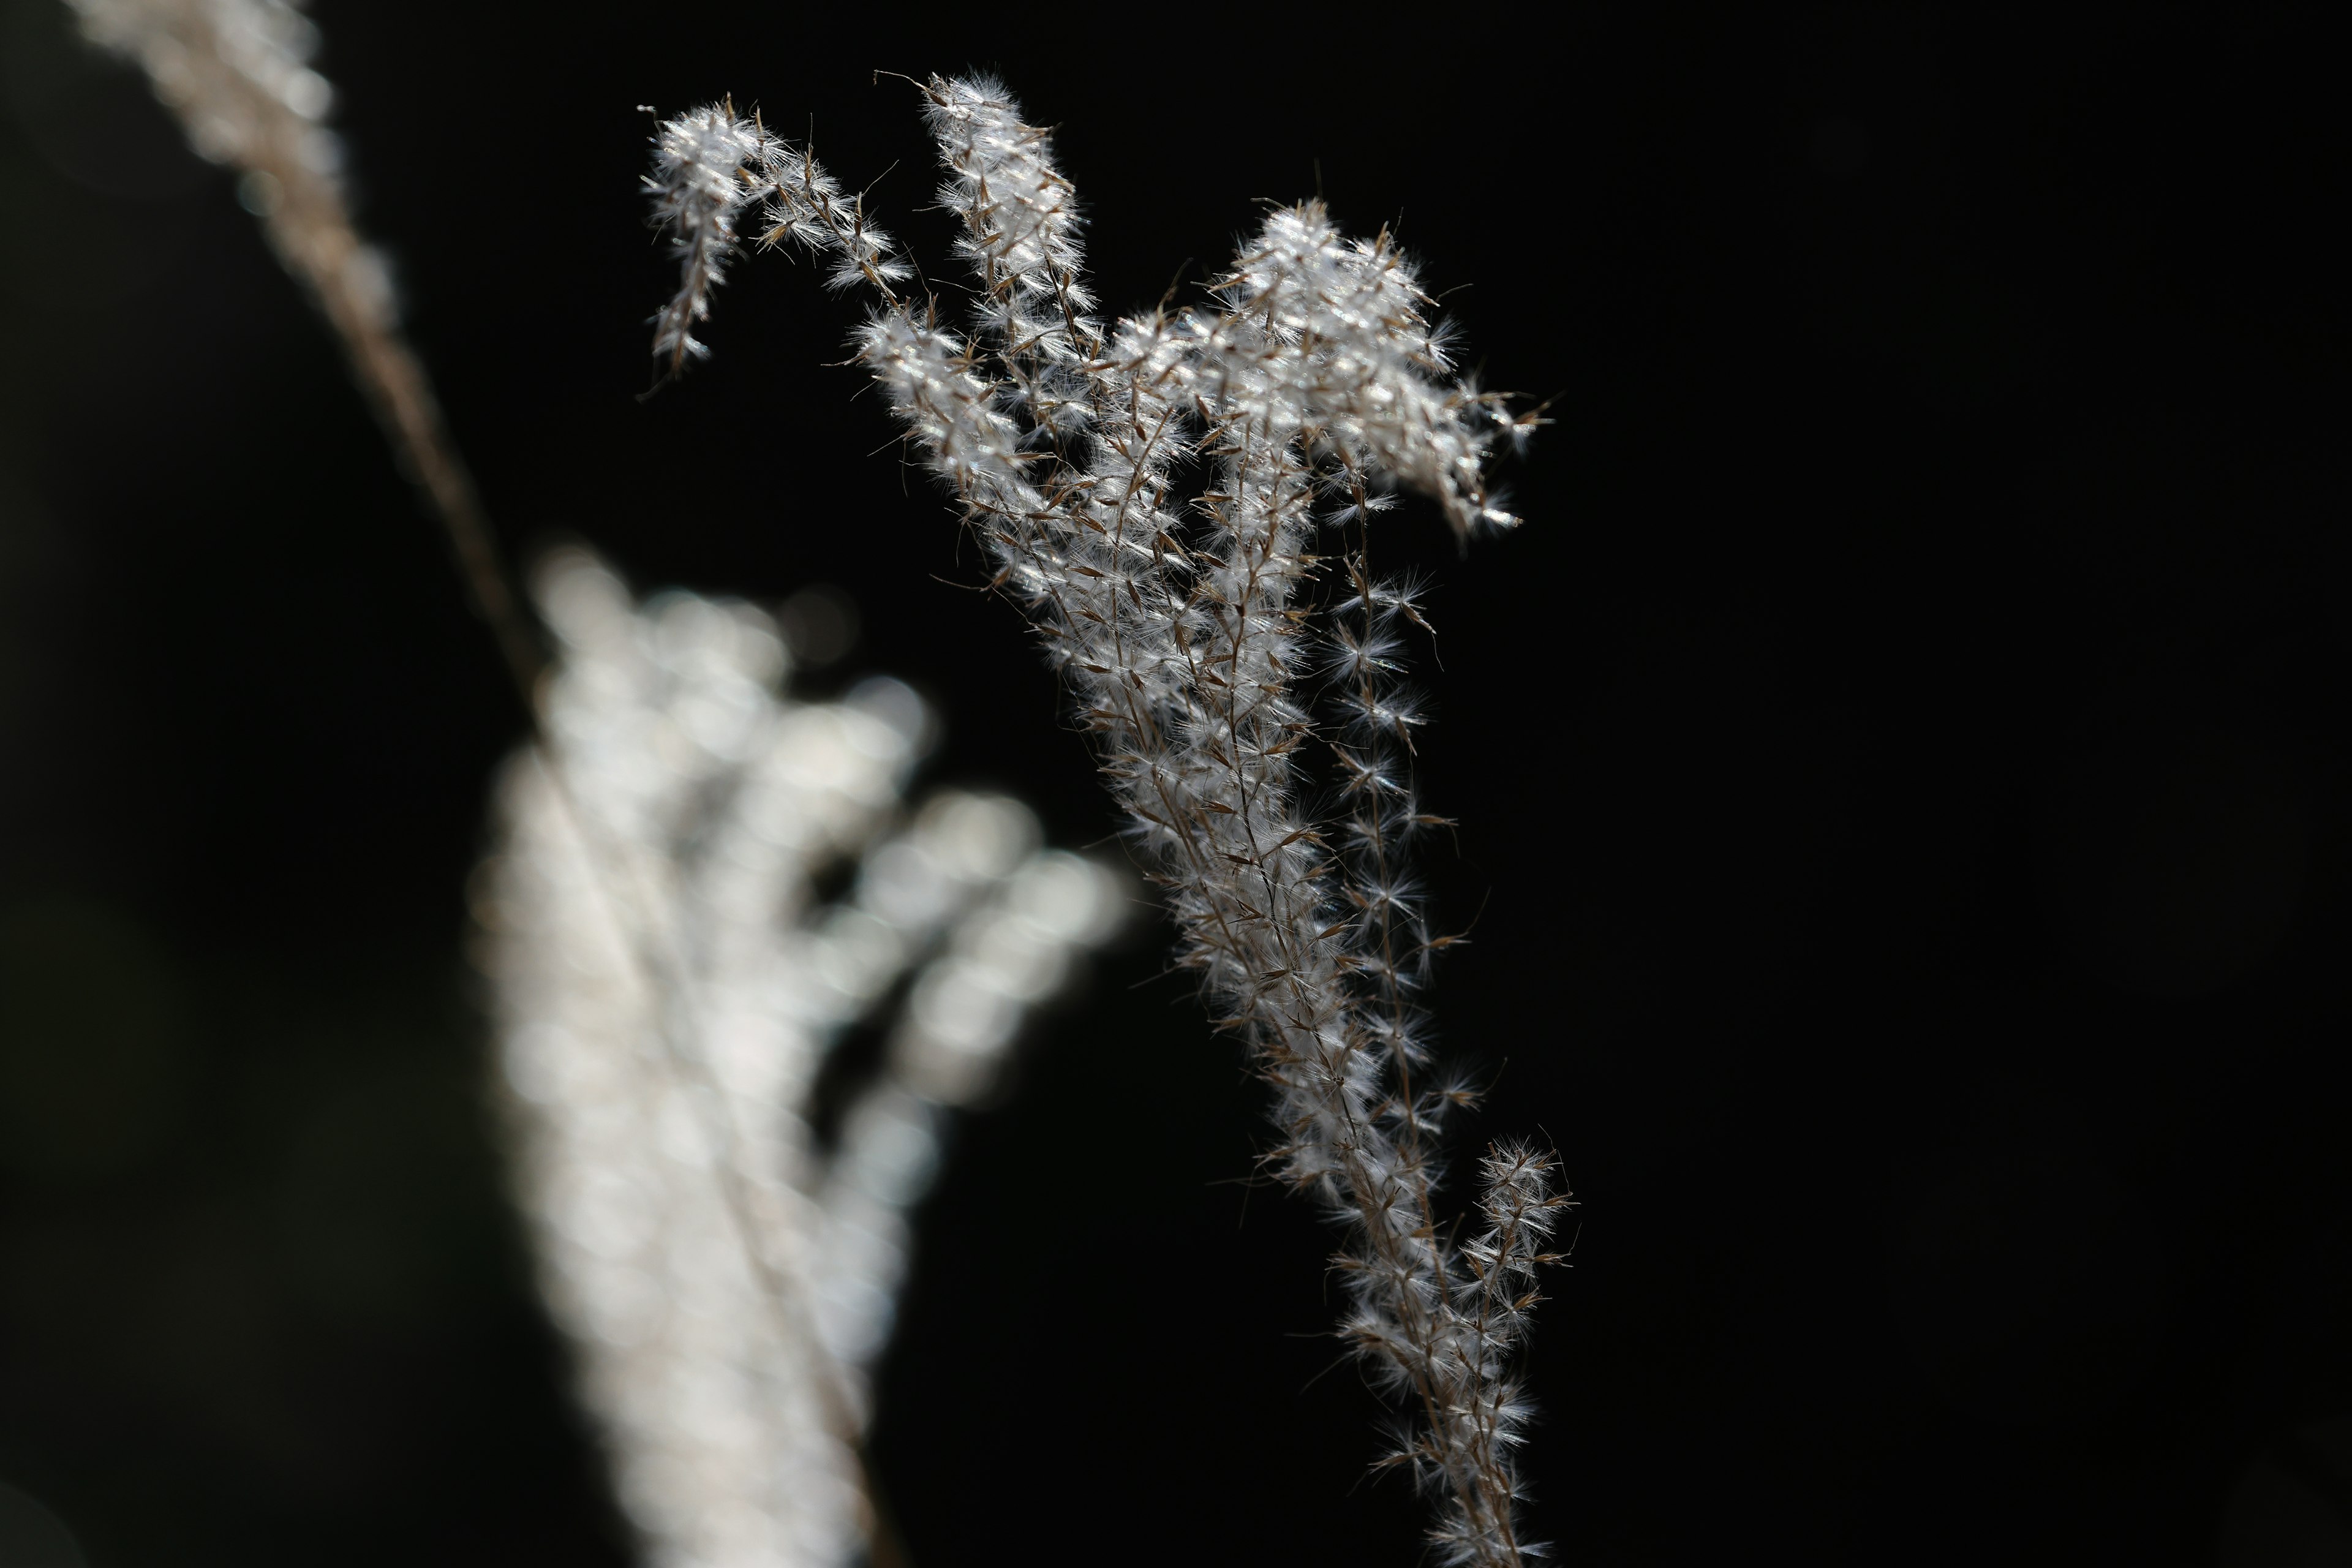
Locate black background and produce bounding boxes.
[2,4,2348,1564]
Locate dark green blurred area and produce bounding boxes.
[3,1,2351,1564]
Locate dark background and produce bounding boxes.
[2,3,2348,1564]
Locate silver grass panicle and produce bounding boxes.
[645,102,777,374]
[482,549,1125,1568]
[66,0,540,694]
[644,78,1562,1567]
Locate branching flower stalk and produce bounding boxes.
[644,78,1566,1566]
[646,97,910,376]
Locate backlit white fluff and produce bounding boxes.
[481,550,1125,1568]
[645,101,909,374]
[643,76,1559,1568]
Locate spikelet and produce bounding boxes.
[644,101,778,371]
[644,100,910,374]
